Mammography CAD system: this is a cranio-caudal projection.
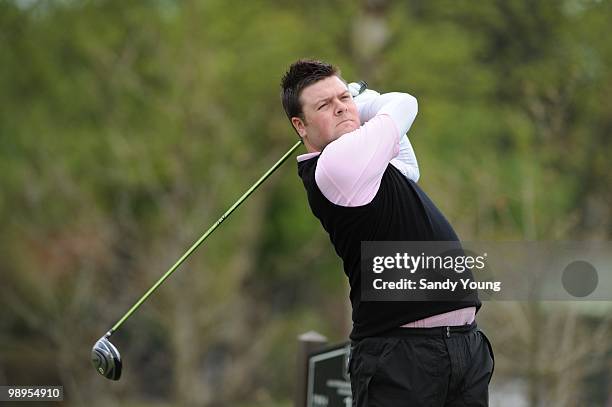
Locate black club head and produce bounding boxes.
[92,334,122,380]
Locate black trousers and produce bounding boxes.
[348,322,494,407]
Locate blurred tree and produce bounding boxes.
[0,0,610,405]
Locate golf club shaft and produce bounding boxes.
[108,140,303,336]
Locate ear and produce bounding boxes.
[291,117,306,139]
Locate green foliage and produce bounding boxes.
[1,0,610,405]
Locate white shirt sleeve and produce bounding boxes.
[314,92,418,206]
[357,91,420,182]
[356,92,418,136]
[391,135,420,182]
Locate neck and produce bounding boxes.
[303,139,321,154]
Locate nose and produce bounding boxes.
[335,99,349,116]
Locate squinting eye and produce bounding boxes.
[318,103,327,110]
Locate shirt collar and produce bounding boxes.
[296,152,321,162]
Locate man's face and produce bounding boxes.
[291,75,360,153]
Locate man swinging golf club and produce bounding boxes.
[281,59,494,406]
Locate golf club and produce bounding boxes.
[92,80,368,381]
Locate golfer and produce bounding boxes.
[281,59,494,406]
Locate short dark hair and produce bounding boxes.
[280,59,340,121]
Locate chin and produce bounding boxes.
[338,122,358,133]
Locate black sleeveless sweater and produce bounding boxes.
[298,155,481,340]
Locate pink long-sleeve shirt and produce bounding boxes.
[297,90,475,328]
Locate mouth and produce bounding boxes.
[337,119,355,127]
